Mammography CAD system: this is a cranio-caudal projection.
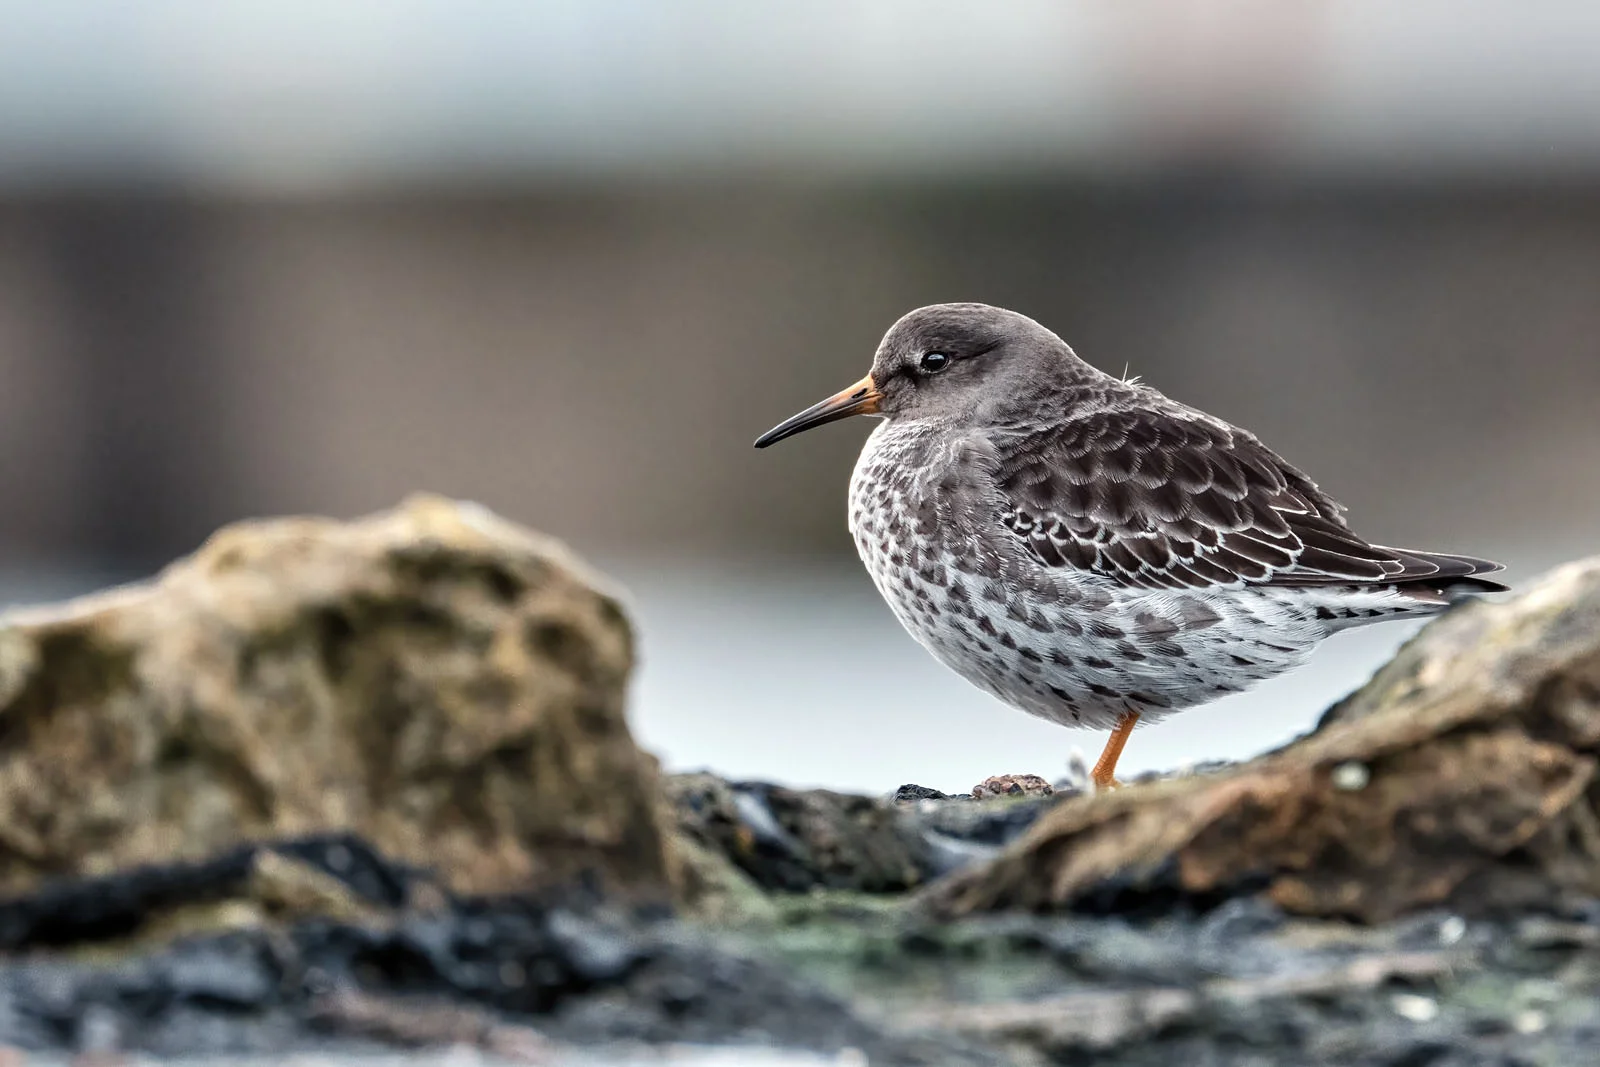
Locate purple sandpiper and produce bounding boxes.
[755,303,1505,790]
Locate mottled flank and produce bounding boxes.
[834,303,1506,734]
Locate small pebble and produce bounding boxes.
[971,773,1053,798]
[1391,994,1439,1023]
[1331,761,1371,791]
[1438,915,1467,945]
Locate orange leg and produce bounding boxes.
[1090,710,1141,791]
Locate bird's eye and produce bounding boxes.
[919,352,951,373]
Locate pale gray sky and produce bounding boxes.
[2,1,1599,189]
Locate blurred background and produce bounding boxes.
[1,1,1597,794]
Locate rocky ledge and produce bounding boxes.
[2,497,1599,1065]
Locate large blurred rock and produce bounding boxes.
[0,495,669,901]
[925,558,1600,923]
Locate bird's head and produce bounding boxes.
[754,303,1089,448]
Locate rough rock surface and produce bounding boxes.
[923,558,1600,924]
[0,495,669,901]
[5,815,1600,1064]
[0,834,1000,1066]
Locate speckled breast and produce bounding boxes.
[844,421,1328,731]
[848,421,1045,703]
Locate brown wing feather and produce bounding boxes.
[994,408,1504,592]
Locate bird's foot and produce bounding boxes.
[970,773,1054,799]
[1088,709,1141,794]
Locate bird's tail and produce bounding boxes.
[1390,550,1508,605]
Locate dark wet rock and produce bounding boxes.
[666,773,929,894]
[0,834,999,1066]
[0,833,432,951]
[0,774,1548,1067]
[665,771,1065,903]
[893,783,951,802]
[904,791,1066,884]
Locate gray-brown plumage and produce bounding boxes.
[755,303,1504,788]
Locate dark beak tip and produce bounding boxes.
[754,375,879,452]
[753,418,807,450]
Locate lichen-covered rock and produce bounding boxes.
[783,904,1600,1067]
[0,495,669,901]
[924,558,1600,923]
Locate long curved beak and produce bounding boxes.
[754,373,882,448]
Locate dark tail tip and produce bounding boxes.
[1391,550,1508,603]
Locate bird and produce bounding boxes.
[753,302,1505,792]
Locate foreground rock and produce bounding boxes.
[739,891,1600,1066]
[0,494,669,901]
[8,828,1600,1065]
[924,558,1600,924]
[0,835,997,1065]
[4,796,1598,1065]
